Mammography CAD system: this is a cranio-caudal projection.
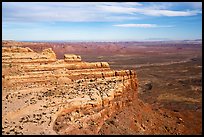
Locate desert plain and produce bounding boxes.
[2,40,202,135]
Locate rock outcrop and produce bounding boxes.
[2,46,138,135]
[64,54,82,62]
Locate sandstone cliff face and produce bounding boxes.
[2,47,138,135]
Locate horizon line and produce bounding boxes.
[2,39,202,43]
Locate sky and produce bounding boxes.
[2,2,202,41]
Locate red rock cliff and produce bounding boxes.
[2,46,138,135]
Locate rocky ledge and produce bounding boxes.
[2,46,138,135]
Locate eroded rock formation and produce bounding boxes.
[2,46,138,135]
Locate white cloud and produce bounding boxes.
[98,5,137,14]
[3,2,141,22]
[113,24,174,28]
[2,2,202,23]
[113,24,157,28]
[144,2,174,10]
[138,9,201,16]
[100,4,201,17]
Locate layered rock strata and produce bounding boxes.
[64,54,82,62]
[2,47,138,135]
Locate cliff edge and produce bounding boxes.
[2,46,138,135]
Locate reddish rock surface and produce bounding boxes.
[2,41,202,135]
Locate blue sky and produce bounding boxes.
[2,2,202,41]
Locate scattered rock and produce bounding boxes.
[2,45,138,135]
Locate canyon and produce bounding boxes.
[2,40,202,135]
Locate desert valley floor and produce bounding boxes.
[2,40,202,135]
